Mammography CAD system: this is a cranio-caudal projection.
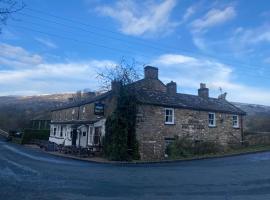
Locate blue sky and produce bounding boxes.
[0,0,270,105]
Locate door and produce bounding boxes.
[94,127,101,146]
[72,129,77,146]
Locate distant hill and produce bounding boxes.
[233,102,270,132]
[0,94,73,131]
[0,94,269,133]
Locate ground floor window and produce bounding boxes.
[165,108,174,124]
[53,127,56,136]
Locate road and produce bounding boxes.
[1,136,270,200]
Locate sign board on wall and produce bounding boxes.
[94,103,104,115]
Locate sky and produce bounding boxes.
[0,0,270,105]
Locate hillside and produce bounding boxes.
[0,94,72,131]
[0,94,269,133]
[233,102,270,132]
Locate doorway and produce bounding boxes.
[72,129,77,146]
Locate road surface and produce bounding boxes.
[1,136,270,200]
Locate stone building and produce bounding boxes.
[49,66,246,160]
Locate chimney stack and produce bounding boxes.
[198,83,209,98]
[166,81,177,95]
[111,80,121,92]
[144,66,158,79]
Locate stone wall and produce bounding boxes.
[51,95,116,122]
[136,104,243,160]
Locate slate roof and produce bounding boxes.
[51,80,245,115]
[135,89,246,115]
[51,91,112,111]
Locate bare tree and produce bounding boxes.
[0,0,25,33]
[97,58,143,92]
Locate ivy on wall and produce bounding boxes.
[103,85,139,161]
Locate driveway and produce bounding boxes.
[1,136,270,200]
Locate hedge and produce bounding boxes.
[21,129,50,144]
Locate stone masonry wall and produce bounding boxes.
[51,95,116,122]
[136,104,243,160]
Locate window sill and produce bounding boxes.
[208,125,216,128]
[233,126,240,129]
[165,122,175,125]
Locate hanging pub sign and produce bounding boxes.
[94,103,104,115]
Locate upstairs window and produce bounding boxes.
[165,108,174,124]
[83,107,86,113]
[232,115,239,128]
[208,113,216,127]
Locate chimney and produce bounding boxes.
[166,81,177,95]
[144,66,158,79]
[111,80,121,92]
[198,83,209,98]
[76,90,82,101]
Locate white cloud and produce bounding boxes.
[191,6,236,32]
[153,53,270,105]
[0,43,43,68]
[35,37,57,49]
[181,5,196,23]
[95,0,177,36]
[0,43,116,95]
[232,25,270,46]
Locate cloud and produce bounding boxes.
[95,0,178,36]
[191,6,236,33]
[231,24,270,46]
[153,53,270,105]
[35,37,57,49]
[181,5,196,23]
[0,43,116,95]
[0,43,43,68]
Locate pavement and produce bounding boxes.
[2,136,270,200]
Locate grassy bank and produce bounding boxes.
[166,144,270,161]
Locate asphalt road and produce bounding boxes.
[2,136,270,200]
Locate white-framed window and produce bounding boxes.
[208,112,216,127]
[82,107,86,113]
[232,115,239,128]
[53,127,56,136]
[165,108,174,124]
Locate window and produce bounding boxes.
[232,115,239,128]
[208,113,216,127]
[72,109,75,120]
[82,131,86,137]
[53,128,56,136]
[83,107,86,113]
[165,108,174,124]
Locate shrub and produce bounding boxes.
[21,129,50,144]
[167,137,221,159]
